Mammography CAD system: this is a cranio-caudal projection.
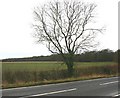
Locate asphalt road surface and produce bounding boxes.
[2,77,119,97]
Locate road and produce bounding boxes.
[2,77,119,98]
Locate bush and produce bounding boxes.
[2,64,118,87]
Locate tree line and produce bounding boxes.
[2,49,119,62]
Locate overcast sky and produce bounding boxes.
[0,0,119,59]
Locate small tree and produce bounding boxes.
[33,0,103,76]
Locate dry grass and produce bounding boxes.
[2,62,118,89]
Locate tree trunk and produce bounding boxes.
[65,53,74,77]
[67,62,74,77]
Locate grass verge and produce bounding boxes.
[2,74,118,89]
[2,62,118,89]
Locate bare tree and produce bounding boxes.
[33,0,103,76]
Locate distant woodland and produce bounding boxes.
[2,49,119,62]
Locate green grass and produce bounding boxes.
[2,61,66,71]
[2,61,118,89]
[75,62,116,67]
[2,62,116,71]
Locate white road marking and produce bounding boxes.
[100,81,118,85]
[113,94,120,97]
[21,88,77,98]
